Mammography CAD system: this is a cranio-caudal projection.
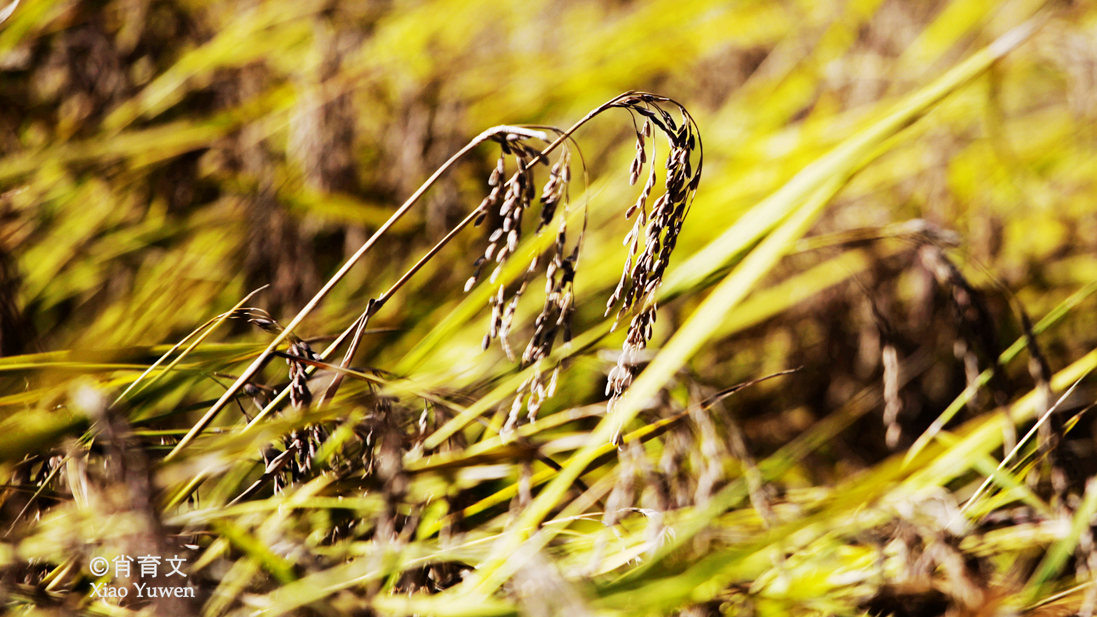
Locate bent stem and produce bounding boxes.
[164,92,644,462]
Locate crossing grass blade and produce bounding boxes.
[461,21,1039,595]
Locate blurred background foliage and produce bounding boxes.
[3,0,1097,615]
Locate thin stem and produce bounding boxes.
[164,92,644,462]
[318,204,488,406]
[165,125,542,461]
[239,98,636,424]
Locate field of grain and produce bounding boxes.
[3,1,1097,615]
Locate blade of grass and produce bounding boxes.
[113,285,268,408]
[661,20,1039,298]
[905,279,1097,465]
[461,21,1039,596]
[961,372,1091,514]
[1025,477,1097,601]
